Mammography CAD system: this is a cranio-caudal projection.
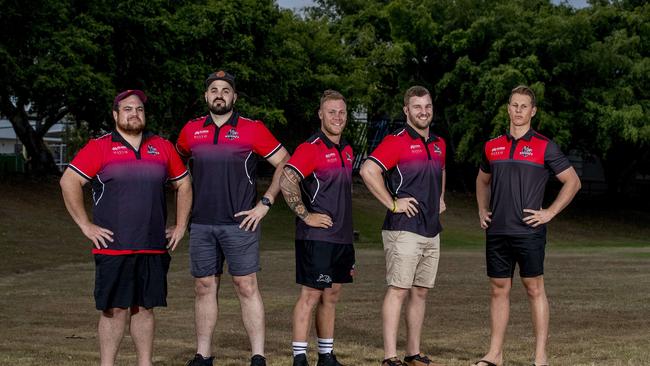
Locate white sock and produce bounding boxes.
[292,341,308,356]
[317,337,334,354]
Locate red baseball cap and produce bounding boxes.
[113,89,147,109]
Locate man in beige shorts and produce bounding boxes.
[360,86,447,366]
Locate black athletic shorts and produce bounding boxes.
[486,230,546,278]
[295,240,355,289]
[94,253,171,311]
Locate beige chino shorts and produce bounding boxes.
[381,230,440,289]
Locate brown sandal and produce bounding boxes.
[473,360,497,366]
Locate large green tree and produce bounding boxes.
[1,0,354,175]
[3,0,648,198]
[0,0,113,175]
[314,0,649,196]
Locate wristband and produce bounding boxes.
[391,199,397,213]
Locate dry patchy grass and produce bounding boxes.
[0,177,648,365]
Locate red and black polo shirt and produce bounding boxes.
[176,112,283,225]
[68,131,189,254]
[285,131,354,244]
[480,129,572,235]
[367,124,446,238]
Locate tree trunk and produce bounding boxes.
[10,114,61,176]
[1,97,61,176]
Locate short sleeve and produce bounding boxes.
[438,138,447,169]
[68,140,102,180]
[252,121,282,159]
[164,140,189,181]
[285,143,318,179]
[479,144,491,173]
[544,140,571,175]
[368,135,401,171]
[175,124,191,158]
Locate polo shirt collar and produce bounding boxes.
[506,128,535,141]
[317,130,348,150]
[405,123,439,143]
[111,130,153,144]
[203,111,239,128]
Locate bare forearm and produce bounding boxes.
[280,168,309,220]
[263,162,284,201]
[441,169,446,200]
[360,165,393,210]
[547,177,581,216]
[174,180,192,229]
[263,149,290,202]
[476,178,491,211]
[60,175,92,230]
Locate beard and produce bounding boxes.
[408,111,432,130]
[209,98,234,115]
[322,121,346,137]
[117,116,145,135]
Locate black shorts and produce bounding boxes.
[295,240,355,289]
[486,231,546,278]
[94,253,171,311]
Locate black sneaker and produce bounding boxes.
[293,353,309,366]
[186,354,214,366]
[317,352,344,366]
[382,358,405,366]
[251,354,267,366]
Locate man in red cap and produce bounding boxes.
[177,71,289,366]
[60,89,192,366]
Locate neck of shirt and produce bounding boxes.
[116,129,143,151]
[210,111,234,128]
[407,122,430,140]
[509,124,532,140]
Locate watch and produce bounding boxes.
[260,196,273,207]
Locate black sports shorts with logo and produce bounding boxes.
[295,240,355,289]
[486,229,546,278]
[94,253,171,311]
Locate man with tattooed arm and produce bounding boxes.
[280,90,354,366]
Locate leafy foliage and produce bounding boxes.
[1,0,648,196]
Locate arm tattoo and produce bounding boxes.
[280,167,309,220]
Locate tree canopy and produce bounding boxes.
[1,0,648,197]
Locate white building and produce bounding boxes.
[0,119,70,172]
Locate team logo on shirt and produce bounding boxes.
[316,274,332,284]
[147,144,159,155]
[433,143,442,155]
[520,145,533,157]
[345,152,353,163]
[225,128,239,140]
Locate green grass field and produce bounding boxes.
[0,177,648,365]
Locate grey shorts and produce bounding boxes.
[189,223,261,278]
